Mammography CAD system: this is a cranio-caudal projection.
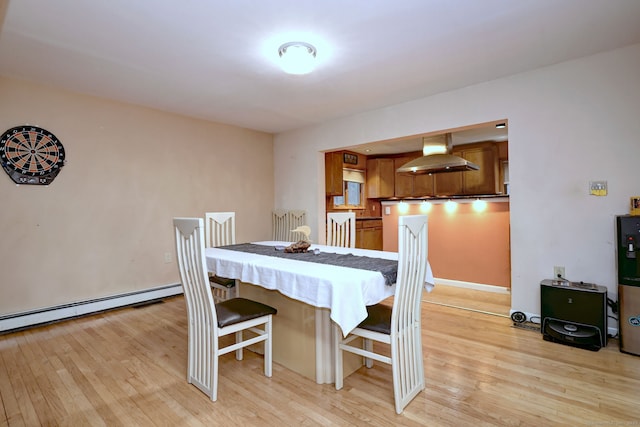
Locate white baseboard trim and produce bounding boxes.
[0,284,183,333]
[434,278,511,294]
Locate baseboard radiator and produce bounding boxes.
[0,284,183,333]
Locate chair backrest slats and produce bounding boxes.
[326,212,356,248]
[174,217,218,390]
[392,214,428,400]
[288,210,307,241]
[393,215,428,329]
[272,209,308,241]
[205,212,235,248]
[272,209,289,241]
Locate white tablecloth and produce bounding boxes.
[205,241,434,335]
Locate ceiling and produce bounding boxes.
[1,0,640,144]
[348,121,509,156]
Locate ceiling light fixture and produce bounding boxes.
[278,42,317,75]
[495,123,506,129]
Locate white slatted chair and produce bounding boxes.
[272,209,289,241]
[173,217,276,402]
[334,214,428,414]
[288,210,307,241]
[327,212,356,248]
[205,212,237,302]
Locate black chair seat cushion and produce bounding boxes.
[209,275,236,288]
[358,303,391,335]
[215,298,277,328]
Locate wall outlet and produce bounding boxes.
[164,252,172,263]
[553,266,565,279]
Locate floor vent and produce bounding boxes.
[132,299,165,309]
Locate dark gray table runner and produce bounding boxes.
[219,243,398,286]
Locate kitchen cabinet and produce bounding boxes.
[413,172,435,197]
[497,140,509,195]
[394,155,435,198]
[463,144,499,194]
[366,158,394,198]
[325,152,343,196]
[355,218,383,250]
[394,156,414,197]
[325,151,368,196]
[434,142,499,196]
[434,166,462,196]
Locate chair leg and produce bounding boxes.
[211,353,219,402]
[364,338,373,368]
[334,324,344,390]
[235,331,243,360]
[264,316,273,377]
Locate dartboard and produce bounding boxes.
[0,125,66,185]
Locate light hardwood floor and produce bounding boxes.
[1,289,639,426]
[422,284,511,317]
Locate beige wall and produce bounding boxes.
[0,77,274,314]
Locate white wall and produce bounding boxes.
[274,43,640,316]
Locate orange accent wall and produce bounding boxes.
[382,200,511,288]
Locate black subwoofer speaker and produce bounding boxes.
[540,279,608,350]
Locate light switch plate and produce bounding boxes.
[589,181,607,196]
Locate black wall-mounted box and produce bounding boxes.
[540,279,608,351]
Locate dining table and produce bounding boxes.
[205,240,434,384]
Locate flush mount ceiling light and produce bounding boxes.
[278,41,317,75]
[495,123,506,129]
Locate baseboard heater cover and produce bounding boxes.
[0,284,183,333]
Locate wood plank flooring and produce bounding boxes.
[1,289,639,426]
[422,284,511,317]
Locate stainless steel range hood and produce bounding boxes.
[396,134,479,175]
[396,153,479,174]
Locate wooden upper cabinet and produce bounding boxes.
[497,140,508,160]
[326,150,367,196]
[366,158,394,198]
[462,144,499,195]
[413,172,435,197]
[394,156,415,197]
[325,152,343,196]
[434,142,499,196]
[434,169,462,195]
[393,154,435,198]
